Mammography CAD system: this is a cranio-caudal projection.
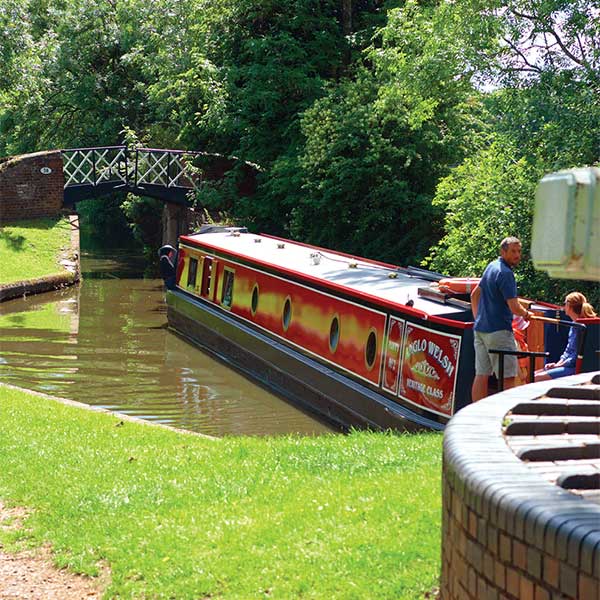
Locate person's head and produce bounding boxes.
[564,292,597,319]
[158,245,176,259]
[499,236,522,268]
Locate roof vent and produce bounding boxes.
[199,225,247,235]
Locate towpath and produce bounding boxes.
[0,502,108,599]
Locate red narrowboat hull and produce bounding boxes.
[164,227,600,431]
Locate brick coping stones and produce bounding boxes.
[441,372,600,600]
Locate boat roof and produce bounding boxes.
[179,229,468,317]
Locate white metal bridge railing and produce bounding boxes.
[61,146,199,191]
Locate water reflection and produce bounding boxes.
[0,251,334,437]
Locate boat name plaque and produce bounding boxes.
[398,323,461,417]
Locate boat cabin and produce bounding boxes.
[164,226,600,431]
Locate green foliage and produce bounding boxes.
[0,386,443,599]
[289,74,447,264]
[77,195,137,248]
[1,0,598,294]
[145,50,227,150]
[120,193,163,251]
[194,0,349,164]
[425,129,600,307]
[423,0,600,303]
[1,0,140,152]
[192,171,243,221]
[426,139,536,278]
[449,0,600,88]
[488,76,600,170]
[269,1,482,264]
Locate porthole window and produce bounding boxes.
[251,284,259,316]
[365,329,377,370]
[282,296,292,332]
[329,315,340,353]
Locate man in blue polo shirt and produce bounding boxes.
[470,237,533,401]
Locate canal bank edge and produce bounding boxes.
[0,382,218,440]
[0,214,80,302]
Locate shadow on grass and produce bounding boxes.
[0,217,65,252]
[2,217,63,231]
[0,230,27,251]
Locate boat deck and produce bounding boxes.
[180,230,468,317]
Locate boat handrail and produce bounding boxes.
[489,348,550,390]
[406,266,447,282]
[259,233,409,272]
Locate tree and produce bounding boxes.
[446,0,600,88]
[288,73,448,264]
[488,76,600,170]
[275,0,482,264]
[425,139,538,277]
[0,0,208,153]
[423,0,600,304]
[191,0,348,165]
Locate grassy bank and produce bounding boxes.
[0,387,443,599]
[0,217,72,284]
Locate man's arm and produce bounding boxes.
[507,297,532,320]
[471,285,481,319]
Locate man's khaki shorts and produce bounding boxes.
[474,330,518,378]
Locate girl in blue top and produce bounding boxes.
[534,292,596,381]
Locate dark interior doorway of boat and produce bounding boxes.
[0,249,334,437]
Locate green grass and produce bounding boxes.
[0,217,72,284]
[0,387,443,599]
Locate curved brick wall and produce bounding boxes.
[0,151,64,221]
[441,373,600,600]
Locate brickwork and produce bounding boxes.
[0,151,65,221]
[441,375,600,600]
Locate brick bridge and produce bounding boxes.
[0,146,257,244]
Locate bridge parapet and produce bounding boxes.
[62,146,201,206]
[62,146,128,188]
[0,150,64,222]
[135,148,197,189]
[2,145,258,223]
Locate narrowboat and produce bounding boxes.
[163,226,600,431]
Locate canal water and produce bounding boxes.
[0,251,334,437]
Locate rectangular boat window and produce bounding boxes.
[200,257,212,296]
[221,269,235,308]
[187,257,198,288]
